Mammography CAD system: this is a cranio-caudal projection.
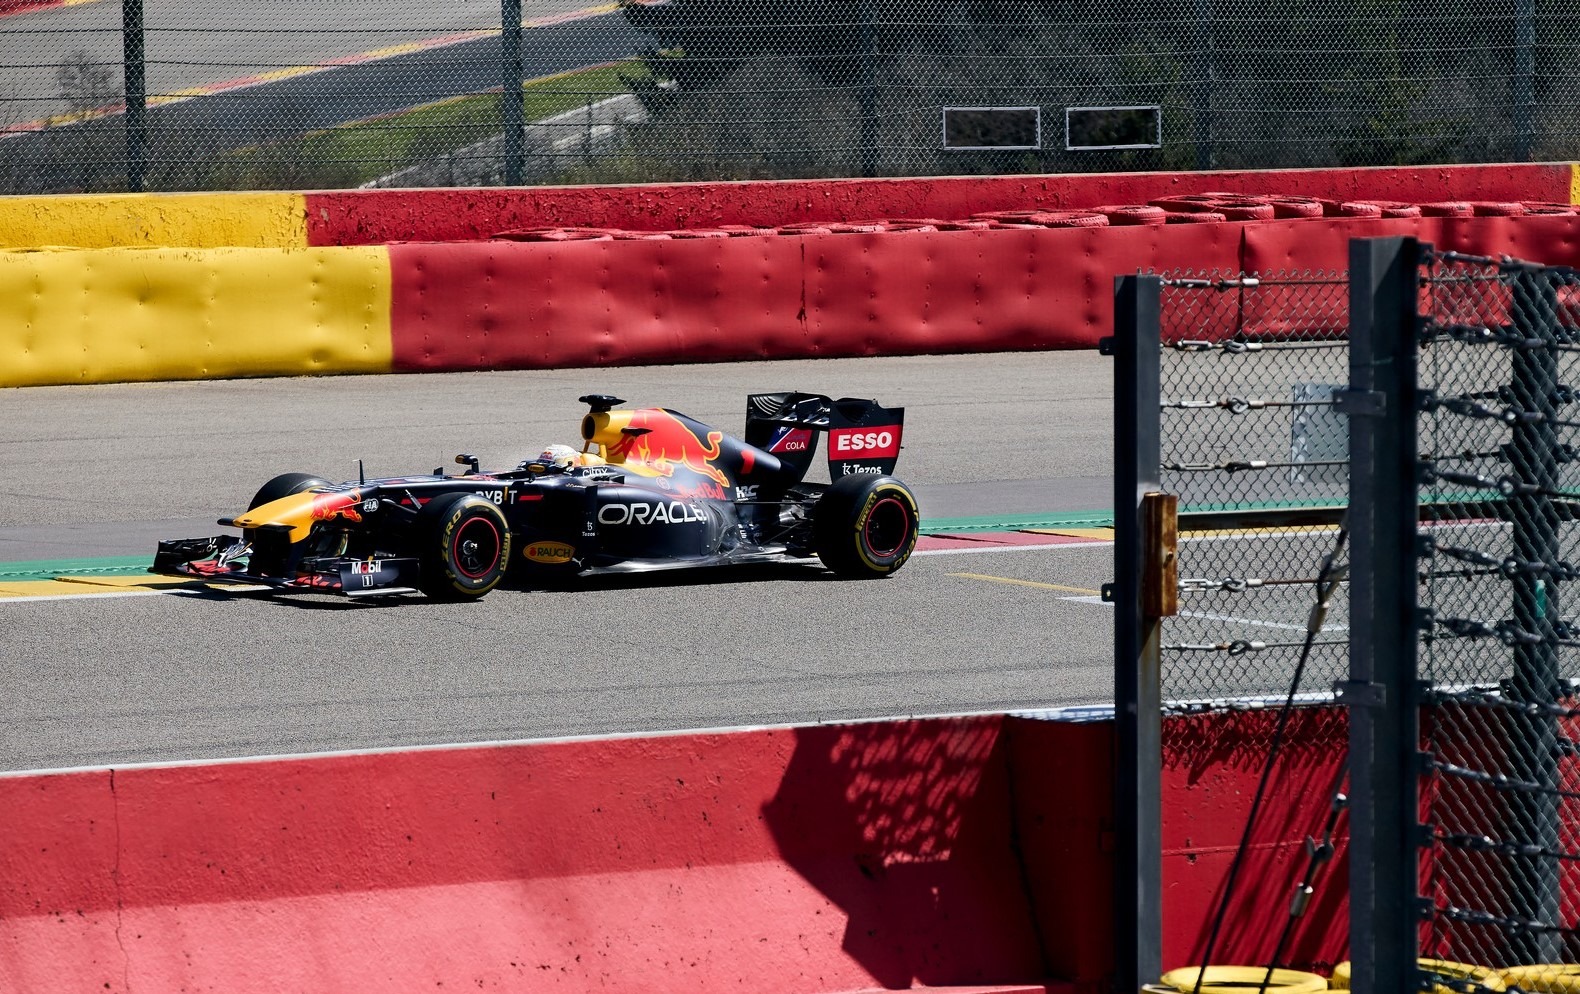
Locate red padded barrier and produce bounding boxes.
[0,704,1358,992]
[389,216,1580,373]
[1014,708,1351,979]
[0,709,1356,994]
[1161,709,1350,972]
[1242,216,1580,275]
[387,225,1244,372]
[1,719,1058,994]
[302,164,1572,245]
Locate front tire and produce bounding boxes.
[812,475,920,578]
[244,473,330,576]
[249,472,328,510]
[414,493,511,600]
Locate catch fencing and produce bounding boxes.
[1353,242,1580,992]
[3,0,1579,193]
[1109,269,1355,990]
[1155,275,1351,709]
[1115,238,1580,992]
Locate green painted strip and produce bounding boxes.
[0,555,152,582]
[921,511,1114,533]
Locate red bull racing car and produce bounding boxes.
[152,392,921,600]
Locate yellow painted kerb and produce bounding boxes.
[1571,162,1580,204]
[0,192,307,249]
[0,244,393,387]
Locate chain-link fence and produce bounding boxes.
[1119,238,1580,992]
[1413,251,1580,984]
[1157,274,1351,708]
[1111,270,1357,989]
[3,0,1578,194]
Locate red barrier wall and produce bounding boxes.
[387,224,1243,371]
[0,710,1351,994]
[1009,709,1350,983]
[1,719,1053,994]
[387,216,1580,373]
[305,164,1571,244]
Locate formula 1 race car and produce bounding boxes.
[152,392,921,600]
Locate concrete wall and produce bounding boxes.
[0,709,1350,994]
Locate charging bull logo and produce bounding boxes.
[310,491,363,524]
[593,409,731,489]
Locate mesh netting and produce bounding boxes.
[2,0,1577,193]
[1158,274,1352,707]
[1416,252,1580,976]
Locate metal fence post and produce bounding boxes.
[501,0,525,186]
[1346,236,1422,994]
[1515,0,1535,161]
[859,0,877,178]
[122,0,146,192]
[1109,273,1164,993]
[1506,270,1562,962]
[1192,0,1214,170]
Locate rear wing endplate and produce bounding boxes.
[745,392,905,481]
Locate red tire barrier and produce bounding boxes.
[831,220,897,233]
[1334,202,1384,218]
[1269,197,1326,219]
[1164,211,1228,223]
[1021,210,1110,228]
[1421,201,1475,217]
[303,166,1576,245]
[1523,202,1579,216]
[972,209,1109,226]
[1151,195,1273,221]
[1375,201,1424,218]
[776,220,890,235]
[717,224,774,236]
[1471,201,1528,216]
[925,218,995,230]
[1150,191,1240,207]
[971,209,1055,223]
[1094,204,1168,226]
[491,227,617,242]
[614,230,675,240]
[1147,197,1210,212]
[665,228,734,239]
[776,222,835,235]
[875,219,943,232]
[1208,199,1276,221]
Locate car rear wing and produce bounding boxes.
[745,392,905,482]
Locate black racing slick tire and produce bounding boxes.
[248,472,329,510]
[812,474,920,578]
[414,493,511,600]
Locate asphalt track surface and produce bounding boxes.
[0,352,1124,773]
[0,0,641,133]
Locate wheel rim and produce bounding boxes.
[452,517,503,579]
[861,496,912,559]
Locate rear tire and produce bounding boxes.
[249,472,328,510]
[414,493,511,600]
[812,475,920,578]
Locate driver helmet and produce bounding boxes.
[539,443,581,469]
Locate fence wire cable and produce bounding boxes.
[1189,518,1349,994]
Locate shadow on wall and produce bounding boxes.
[1161,706,1352,973]
[761,717,1048,989]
